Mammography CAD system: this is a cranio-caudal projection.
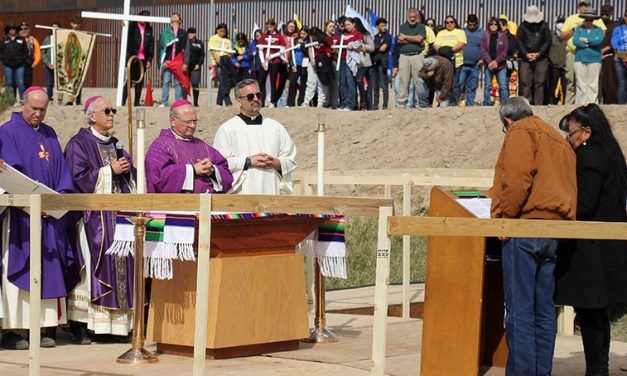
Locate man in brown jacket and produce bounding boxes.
[418,56,454,106]
[491,96,577,376]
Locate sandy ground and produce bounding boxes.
[2,87,626,176]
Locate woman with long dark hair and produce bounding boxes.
[555,104,627,376]
[232,32,253,84]
[480,17,509,105]
[353,18,375,110]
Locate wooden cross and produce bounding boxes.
[331,34,349,71]
[82,0,170,106]
[257,35,283,64]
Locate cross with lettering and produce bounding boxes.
[258,35,283,64]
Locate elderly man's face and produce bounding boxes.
[408,11,419,24]
[236,84,261,117]
[170,106,198,139]
[21,90,48,127]
[90,98,115,133]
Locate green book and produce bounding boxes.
[453,190,485,198]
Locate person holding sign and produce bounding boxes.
[0,87,80,350]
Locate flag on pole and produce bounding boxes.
[252,21,260,36]
[344,5,377,35]
[369,9,378,28]
[294,14,303,30]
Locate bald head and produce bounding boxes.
[169,105,198,139]
[21,90,49,127]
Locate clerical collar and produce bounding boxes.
[238,113,263,125]
[170,128,192,142]
[90,126,111,142]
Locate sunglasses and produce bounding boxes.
[95,108,117,116]
[20,27,29,31]
[446,20,455,24]
[238,92,262,101]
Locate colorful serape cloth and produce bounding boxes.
[107,212,346,280]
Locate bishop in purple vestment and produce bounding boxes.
[145,100,233,193]
[0,87,79,349]
[64,96,135,342]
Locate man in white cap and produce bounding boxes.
[517,6,552,105]
[561,0,607,104]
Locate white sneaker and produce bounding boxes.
[339,107,351,111]
[158,103,167,108]
[267,103,275,108]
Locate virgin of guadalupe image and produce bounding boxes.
[65,33,82,82]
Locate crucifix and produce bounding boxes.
[82,0,170,107]
[331,34,349,71]
[257,35,284,65]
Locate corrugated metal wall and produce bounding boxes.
[3,0,625,88]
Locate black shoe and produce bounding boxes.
[70,321,92,345]
[1,332,29,350]
[40,334,56,348]
[94,333,131,343]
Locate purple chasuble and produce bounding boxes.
[145,129,233,193]
[0,112,80,299]
[64,128,134,309]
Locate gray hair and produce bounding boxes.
[84,99,99,125]
[499,97,533,123]
[422,57,436,71]
[234,78,260,99]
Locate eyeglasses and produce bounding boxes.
[95,108,117,116]
[563,126,588,138]
[175,117,198,125]
[238,92,262,101]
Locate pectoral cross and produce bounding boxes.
[37,142,50,162]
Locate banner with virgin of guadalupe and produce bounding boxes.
[54,28,96,100]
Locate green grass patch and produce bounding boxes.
[0,86,16,114]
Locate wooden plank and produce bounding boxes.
[28,195,41,376]
[0,194,31,207]
[371,206,394,376]
[293,168,494,178]
[383,185,392,199]
[39,194,391,218]
[402,180,411,320]
[193,194,211,376]
[388,216,627,240]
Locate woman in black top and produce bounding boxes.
[555,104,627,376]
[0,22,29,100]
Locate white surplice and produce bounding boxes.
[213,116,297,195]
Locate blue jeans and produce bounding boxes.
[161,68,185,105]
[502,237,558,376]
[484,67,509,106]
[339,61,356,110]
[455,65,480,106]
[393,75,416,108]
[45,66,54,100]
[3,65,25,99]
[615,59,627,105]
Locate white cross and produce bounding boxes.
[209,39,236,54]
[269,41,301,61]
[82,0,170,106]
[258,36,283,64]
[331,35,350,71]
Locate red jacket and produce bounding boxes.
[259,32,286,64]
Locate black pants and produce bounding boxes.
[122,59,147,106]
[370,64,389,110]
[286,66,307,107]
[576,307,610,376]
[189,69,202,106]
[519,58,549,105]
[24,65,33,89]
[258,63,287,106]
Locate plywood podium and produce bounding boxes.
[420,188,508,375]
[147,215,325,359]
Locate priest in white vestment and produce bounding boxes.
[213,78,297,195]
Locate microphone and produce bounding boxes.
[115,141,131,183]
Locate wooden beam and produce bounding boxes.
[38,194,392,217]
[388,216,627,240]
[193,194,212,376]
[0,194,31,207]
[28,195,41,376]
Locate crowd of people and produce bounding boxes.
[2,1,627,109]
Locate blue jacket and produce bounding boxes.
[611,25,627,56]
[573,26,604,63]
[231,41,253,70]
[463,27,484,65]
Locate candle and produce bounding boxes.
[136,109,146,194]
[316,111,326,197]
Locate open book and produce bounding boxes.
[0,163,67,219]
